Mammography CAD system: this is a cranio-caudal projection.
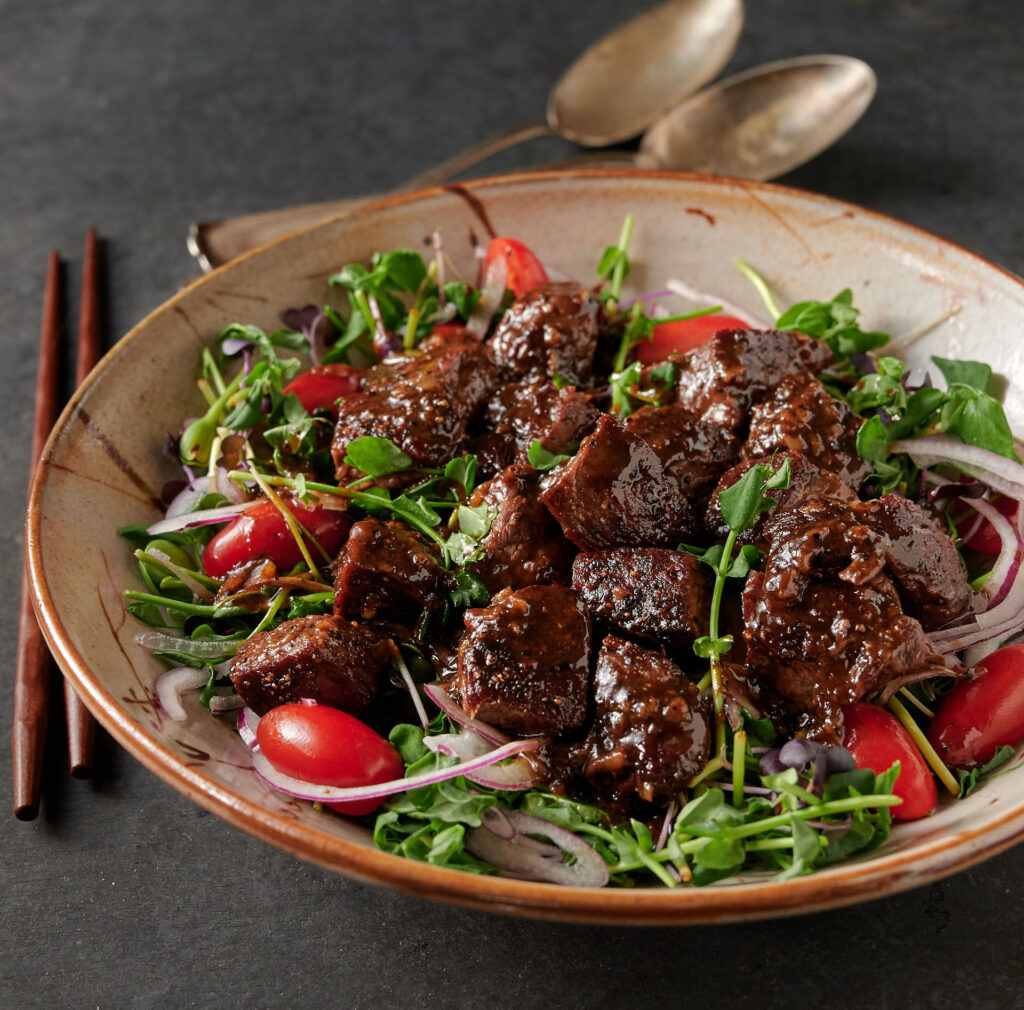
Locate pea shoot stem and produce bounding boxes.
[733,258,782,321]
[889,696,960,796]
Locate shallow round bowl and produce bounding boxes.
[27,171,1024,924]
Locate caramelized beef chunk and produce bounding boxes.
[674,329,834,430]
[488,282,603,387]
[572,548,709,650]
[742,371,870,489]
[457,585,590,737]
[472,379,601,478]
[625,401,741,499]
[706,452,856,548]
[540,415,700,550]
[581,636,711,806]
[466,465,572,593]
[331,341,496,478]
[333,519,443,625]
[230,615,392,716]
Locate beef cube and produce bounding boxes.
[472,378,600,477]
[457,585,591,737]
[675,329,833,430]
[332,340,496,478]
[743,371,870,489]
[572,548,709,650]
[489,282,603,387]
[333,519,443,624]
[466,464,571,593]
[706,452,855,548]
[625,401,741,499]
[581,636,711,806]
[540,415,701,551]
[230,615,392,716]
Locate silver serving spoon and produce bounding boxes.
[190,53,875,273]
[188,0,743,272]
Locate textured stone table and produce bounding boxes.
[2,2,1023,1006]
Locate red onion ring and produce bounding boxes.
[889,436,1024,499]
[147,500,254,536]
[155,667,208,721]
[134,631,240,659]
[423,732,538,790]
[422,682,510,746]
[237,706,261,748]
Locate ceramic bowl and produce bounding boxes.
[27,171,1024,924]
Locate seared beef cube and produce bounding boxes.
[473,379,600,477]
[706,452,855,548]
[625,401,741,499]
[466,464,571,593]
[230,615,392,716]
[489,282,603,387]
[540,415,700,550]
[743,371,870,489]
[572,548,709,650]
[332,341,496,478]
[675,329,833,430]
[581,636,711,805]
[458,585,591,737]
[333,519,443,624]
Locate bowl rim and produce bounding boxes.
[26,168,1024,924]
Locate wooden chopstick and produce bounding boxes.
[64,227,101,779]
[13,251,62,819]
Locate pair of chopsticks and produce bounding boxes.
[13,229,103,820]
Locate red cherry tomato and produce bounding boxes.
[927,645,1024,768]
[483,237,549,297]
[843,702,937,820]
[635,314,750,364]
[963,495,1018,555]
[203,498,350,578]
[283,364,362,416]
[257,703,404,815]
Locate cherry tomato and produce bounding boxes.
[962,495,1018,555]
[203,498,350,578]
[283,364,362,416]
[843,702,937,820]
[927,645,1024,768]
[483,236,549,297]
[635,314,750,364]
[257,702,404,815]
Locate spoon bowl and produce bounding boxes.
[638,54,877,180]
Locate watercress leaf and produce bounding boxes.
[528,440,571,471]
[694,835,745,870]
[945,388,1016,459]
[855,414,890,464]
[958,744,1016,798]
[379,249,428,292]
[822,768,878,803]
[932,355,992,394]
[718,457,791,533]
[680,543,724,570]
[268,327,310,354]
[443,282,481,321]
[790,813,822,865]
[343,435,413,476]
[444,531,485,567]
[675,788,725,831]
[449,569,490,609]
[444,454,478,495]
[725,544,763,579]
[457,503,491,538]
[392,494,442,529]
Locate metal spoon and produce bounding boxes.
[188,0,743,271]
[189,53,875,273]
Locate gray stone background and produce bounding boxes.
[2,1,1023,1007]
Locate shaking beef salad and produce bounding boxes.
[122,220,1024,886]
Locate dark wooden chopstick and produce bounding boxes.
[64,228,101,778]
[13,250,62,819]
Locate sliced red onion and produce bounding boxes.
[970,497,1021,606]
[423,732,538,790]
[664,278,769,329]
[155,666,208,721]
[464,808,610,887]
[392,648,429,729]
[431,230,446,305]
[134,631,240,659]
[889,436,1024,500]
[237,706,261,748]
[250,737,542,803]
[165,476,214,520]
[221,335,253,356]
[213,466,247,504]
[422,682,510,746]
[655,799,676,852]
[209,694,245,715]
[147,500,253,535]
[467,253,506,338]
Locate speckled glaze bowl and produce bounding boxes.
[27,171,1024,923]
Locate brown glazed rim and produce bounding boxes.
[26,169,1024,924]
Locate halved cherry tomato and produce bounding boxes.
[927,645,1024,768]
[202,498,350,578]
[963,495,1018,555]
[257,702,403,815]
[483,236,549,297]
[283,363,362,416]
[843,702,937,820]
[635,314,749,364]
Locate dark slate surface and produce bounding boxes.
[3,1,1023,1007]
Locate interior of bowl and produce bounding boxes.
[27,171,1024,923]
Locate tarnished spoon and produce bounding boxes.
[188,0,743,271]
[637,54,877,180]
